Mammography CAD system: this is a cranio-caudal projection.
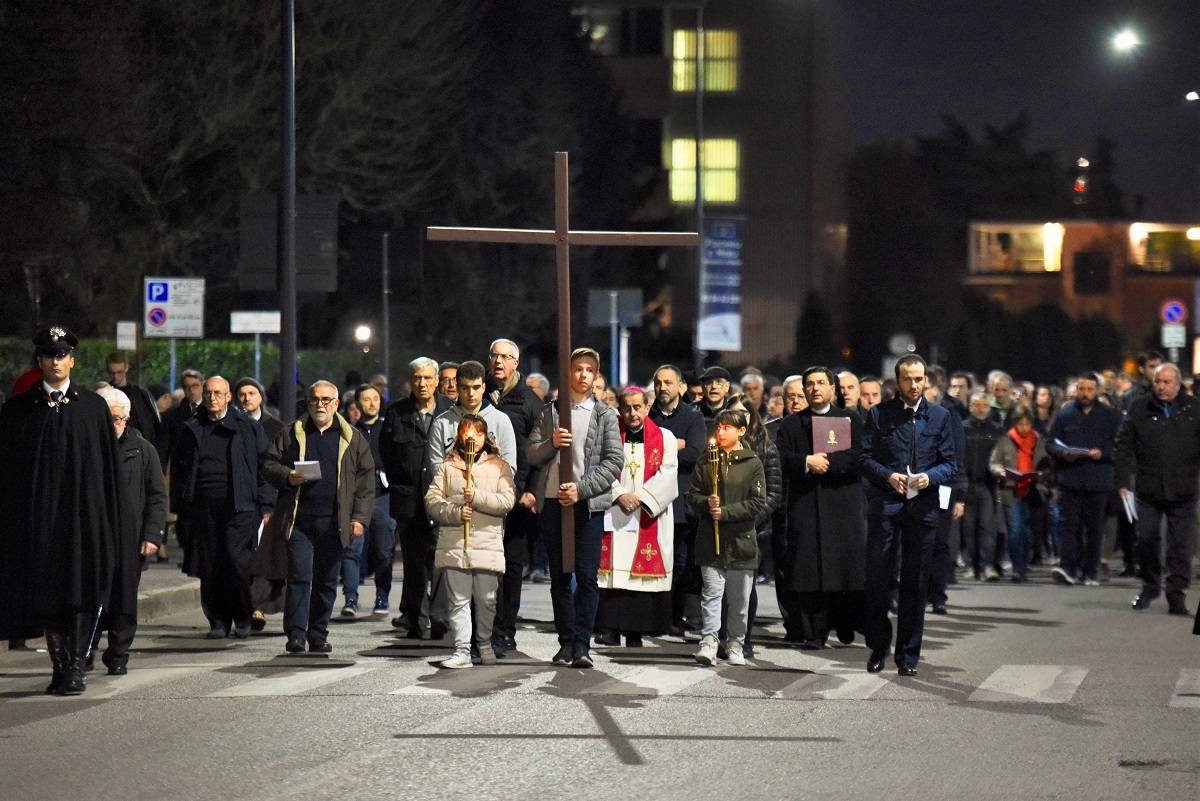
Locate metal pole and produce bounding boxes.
[694,1,707,370]
[169,338,177,391]
[254,332,262,385]
[382,232,390,391]
[278,0,298,424]
[619,327,630,385]
[609,290,619,389]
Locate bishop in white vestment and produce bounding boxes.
[595,387,678,645]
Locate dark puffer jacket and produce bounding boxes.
[686,447,768,572]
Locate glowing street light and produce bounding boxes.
[1112,28,1140,53]
[1188,91,1199,102]
[354,324,372,353]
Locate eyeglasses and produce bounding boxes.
[111,415,128,424]
[308,396,338,406]
[201,391,227,398]
[488,353,517,362]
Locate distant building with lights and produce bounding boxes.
[572,2,846,365]
[965,220,1200,350]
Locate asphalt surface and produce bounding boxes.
[2,567,1199,801]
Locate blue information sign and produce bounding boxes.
[697,217,744,352]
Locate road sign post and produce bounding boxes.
[145,278,205,389]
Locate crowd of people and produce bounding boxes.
[3,326,1199,696]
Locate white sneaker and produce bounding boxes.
[695,635,718,666]
[441,650,473,669]
[1083,578,1100,587]
[726,640,746,666]
[984,566,1000,582]
[1051,567,1075,586]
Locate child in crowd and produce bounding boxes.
[687,409,768,666]
[425,415,515,668]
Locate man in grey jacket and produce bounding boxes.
[527,347,624,668]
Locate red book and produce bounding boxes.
[813,416,851,454]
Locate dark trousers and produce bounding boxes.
[190,490,257,630]
[1135,496,1197,600]
[96,610,137,668]
[284,514,344,643]
[494,504,537,642]
[865,508,936,667]
[541,499,604,649]
[396,514,436,633]
[961,481,997,575]
[670,518,700,625]
[1058,489,1108,581]
[927,507,955,606]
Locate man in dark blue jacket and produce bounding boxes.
[1116,363,1200,615]
[860,354,957,677]
[174,376,274,639]
[1046,373,1123,587]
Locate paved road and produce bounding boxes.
[2,570,1198,801]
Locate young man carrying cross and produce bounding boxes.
[526,348,624,667]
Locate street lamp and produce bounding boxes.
[354,324,372,353]
[1188,91,1199,102]
[1112,28,1140,53]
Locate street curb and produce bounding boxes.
[2,580,201,654]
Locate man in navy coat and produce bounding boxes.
[860,354,957,676]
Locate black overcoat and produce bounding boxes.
[0,383,129,638]
[775,407,865,593]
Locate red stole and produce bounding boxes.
[600,417,667,578]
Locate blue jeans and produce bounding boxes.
[285,515,344,643]
[365,494,397,594]
[340,534,364,602]
[541,499,604,650]
[1004,497,1033,578]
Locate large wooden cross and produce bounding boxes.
[428,151,698,572]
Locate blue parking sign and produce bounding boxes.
[147,281,169,303]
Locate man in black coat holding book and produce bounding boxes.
[775,366,865,649]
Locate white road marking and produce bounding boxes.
[1168,668,1200,709]
[774,670,889,700]
[969,665,1088,703]
[583,664,724,696]
[207,664,374,697]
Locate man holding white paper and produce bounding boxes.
[1116,363,1200,616]
[261,381,375,653]
[860,355,957,677]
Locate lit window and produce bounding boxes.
[670,138,739,203]
[672,30,738,92]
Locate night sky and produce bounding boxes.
[840,0,1200,220]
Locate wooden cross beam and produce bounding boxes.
[428,151,698,572]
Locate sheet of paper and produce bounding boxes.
[603,507,641,533]
[379,470,389,489]
[938,484,951,510]
[905,468,919,500]
[295,460,322,481]
[1121,492,1138,523]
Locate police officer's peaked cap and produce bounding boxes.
[33,326,78,356]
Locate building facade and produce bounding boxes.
[573,2,846,365]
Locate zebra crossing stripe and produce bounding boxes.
[207,664,374,697]
[969,665,1088,704]
[774,670,889,700]
[583,664,724,697]
[1168,668,1200,709]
